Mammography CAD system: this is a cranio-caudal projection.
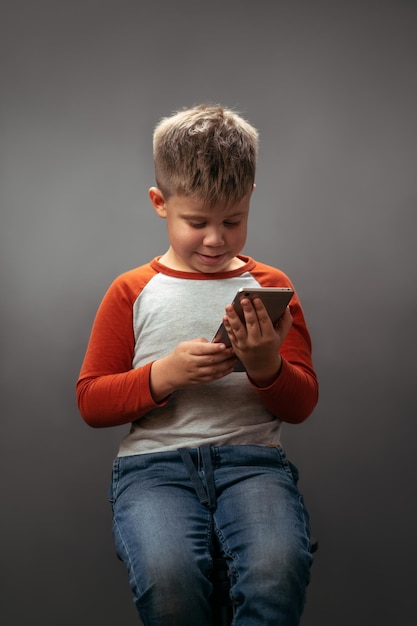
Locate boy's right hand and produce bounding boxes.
[149,339,236,403]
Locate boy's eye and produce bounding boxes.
[187,220,240,228]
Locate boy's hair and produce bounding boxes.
[153,103,259,208]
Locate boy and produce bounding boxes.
[76,103,318,625]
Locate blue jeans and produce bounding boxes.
[109,445,312,626]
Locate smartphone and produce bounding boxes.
[212,286,294,348]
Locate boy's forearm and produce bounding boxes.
[76,363,167,428]
[252,358,318,423]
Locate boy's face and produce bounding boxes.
[149,188,253,273]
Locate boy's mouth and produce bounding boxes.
[196,252,227,265]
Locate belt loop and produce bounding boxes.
[201,445,217,511]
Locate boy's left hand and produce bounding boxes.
[223,297,293,387]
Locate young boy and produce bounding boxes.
[76,103,318,626]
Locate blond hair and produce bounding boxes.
[153,103,259,208]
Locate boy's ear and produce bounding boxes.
[149,187,167,218]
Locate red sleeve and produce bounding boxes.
[249,262,319,423]
[76,265,167,428]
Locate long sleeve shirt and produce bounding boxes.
[76,255,318,456]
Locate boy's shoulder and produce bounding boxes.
[105,259,159,298]
[249,257,294,288]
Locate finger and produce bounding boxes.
[251,297,270,322]
[275,306,293,336]
[223,313,245,340]
[238,298,264,339]
[223,306,245,337]
[188,338,228,353]
[199,343,235,360]
[198,354,237,379]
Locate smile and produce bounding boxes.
[196,253,227,265]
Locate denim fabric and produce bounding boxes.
[109,445,312,626]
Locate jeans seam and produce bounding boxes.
[109,457,120,506]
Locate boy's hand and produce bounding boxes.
[223,297,293,387]
[150,339,236,402]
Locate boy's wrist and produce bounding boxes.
[246,355,283,388]
[149,357,176,403]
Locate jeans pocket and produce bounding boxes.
[287,460,300,485]
[274,446,300,485]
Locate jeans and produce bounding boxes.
[109,444,312,626]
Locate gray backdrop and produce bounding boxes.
[1,1,416,624]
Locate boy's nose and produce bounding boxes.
[203,228,224,246]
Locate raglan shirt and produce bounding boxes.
[76,255,318,456]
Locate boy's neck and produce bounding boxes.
[159,249,246,273]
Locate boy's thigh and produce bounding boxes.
[212,446,312,623]
[213,445,311,565]
[110,452,214,624]
[110,452,212,575]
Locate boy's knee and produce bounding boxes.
[133,555,212,625]
[233,541,312,599]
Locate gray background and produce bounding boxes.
[1,1,416,624]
